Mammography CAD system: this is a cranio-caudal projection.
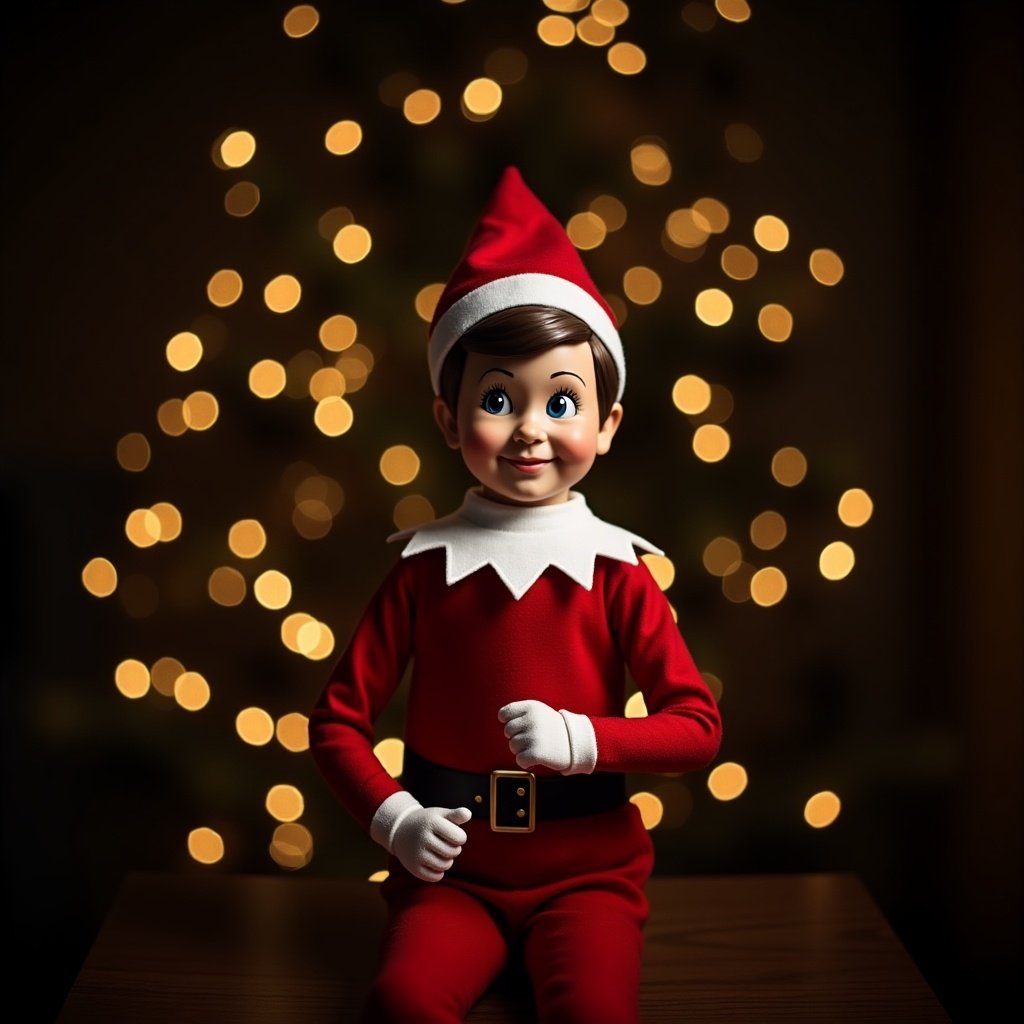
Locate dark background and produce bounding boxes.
[2,2,1021,1021]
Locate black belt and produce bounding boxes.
[402,747,627,833]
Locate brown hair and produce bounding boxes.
[438,305,620,423]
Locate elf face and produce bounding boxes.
[433,341,623,507]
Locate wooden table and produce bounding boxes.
[58,872,949,1022]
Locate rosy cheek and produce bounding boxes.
[556,425,596,462]
[462,420,504,457]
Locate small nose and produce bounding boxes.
[513,410,547,444]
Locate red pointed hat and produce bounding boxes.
[428,166,625,400]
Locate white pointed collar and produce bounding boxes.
[388,488,663,600]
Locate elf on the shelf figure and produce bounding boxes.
[310,166,722,1023]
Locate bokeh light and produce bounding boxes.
[174,671,211,711]
[672,375,712,415]
[266,785,305,822]
[804,791,841,828]
[716,0,751,23]
[264,274,301,313]
[319,314,358,351]
[641,553,675,591]
[166,331,203,371]
[629,791,663,829]
[754,215,790,252]
[393,494,435,531]
[693,424,731,462]
[810,247,845,285]
[228,519,267,559]
[116,432,151,472]
[224,181,260,217]
[82,557,118,597]
[703,537,742,577]
[283,5,319,38]
[403,88,442,125]
[625,692,648,718]
[695,288,733,326]
[750,510,787,550]
[217,130,256,169]
[631,141,670,185]
[277,713,310,753]
[380,445,421,486]
[125,508,161,548]
[325,120,362,155]
[708,762,748,800]
[209,566,246,607]
[623,266,662,304]
[772,447,808,486]
[462,78,503,120]
[838,488,874,526]
[750,566,787,606]
[182,391,219,431]
[236,707,274,746]
[151,657,185,697]
[608,42,646,74]
[249,359,287,399]
[758,303,794,342]
[207,270,243,308]
[270,822,313,869]
[188,828,225,864]
[254,570,292,610]
[538,15,575,47]
[566,212,607,250]
[114,659,150,699]
[721,243,758,280]
[333,225,372,263]
[314,396,354,436]
[374,738,405,778]
[820,542,855,580]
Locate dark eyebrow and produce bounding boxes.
[550,370,587,386]
[478,367,514,382]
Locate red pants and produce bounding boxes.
[363,804,653,1023]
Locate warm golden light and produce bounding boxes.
[641,553,675,591]
[577,15,615,45]
[126,508,161,548]
[266,784,305,823]
[309,367,346,402]
[319,314,358,352]
[305,622,335,661]
[374,738,405,778]
[485,47,529,85]
[333,224,372,263]
[236,706,274,746]
[630,792,663,830]
[702,671,723,702]
[281,612,316,654]
[228,519,266,559]
[805,791,841,828]
[207,269,243,308]
[722,561,755,603]
[820,542,855,581]
[708,762,748,800]
[295,474,345,517]
[369,870,389,883]
[313,396,354,437]
[293,499,332,540]
[325,119,362,156]
[758,303,794,342]
[115,659,150,699]
[537,14,575,47]
[188,827,225,865]
[209,566,246,607]
[692,197,729,233]
[283,5,319,38]
[672,375,711,415]
[151,656,185,697]
[249,359,287,399]
[589,195,626,231]
[724,122,763,162]
[318,206,353,239]
[254,570,292,610]
[624,692,647,718]
[270,822,314,869]
[705,384,734,424]
[82,557,118,597]
[277,713,310,753]
[810,248,845,285]
[157,398,188,437]
[166,331,203,371]
[623,266,661,304]
[592,0,629,26]
[772,447,808,487]
[412,286,443,325]
[695,288,733,326]
[703,537,742,577]
[716,0,751,22]
[630,142,670,185]
[666,208,711,249]
[380,445,421,486]
[182,391,219,431]
[750,510,786,550]
[681,1,716,31]
[753,215,790,252]
[720,243,758,280]
[838,488,873,527]
[608,42,646,74]
[150,502,182,542]
[750,567,787,607]
[403,88,442,125]
[175,671,211,711]
[285,350,324,398]
[264,274,302,313]
[693,424,731,462]
[566,212,607,250]
[218,130,256,169]
[224,181,260,217]
[543,0,590,10]
[393,494,435,531]
[463,78,503,118]
[116,432,151,472]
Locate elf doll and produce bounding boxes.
[310,166,722,1023]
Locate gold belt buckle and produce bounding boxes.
[489,770,536,833]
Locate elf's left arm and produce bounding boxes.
[500,557,722,775]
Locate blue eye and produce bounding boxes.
[546,390,579,419]
[481,386,512,416]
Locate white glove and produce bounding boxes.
[370,791,471,883]
[498,700,597,775]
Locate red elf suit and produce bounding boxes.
[310,167,722,1024]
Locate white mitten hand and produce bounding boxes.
[371,791,471,883]
[498,699,573,771]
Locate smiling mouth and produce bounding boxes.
[501,457,552,474]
